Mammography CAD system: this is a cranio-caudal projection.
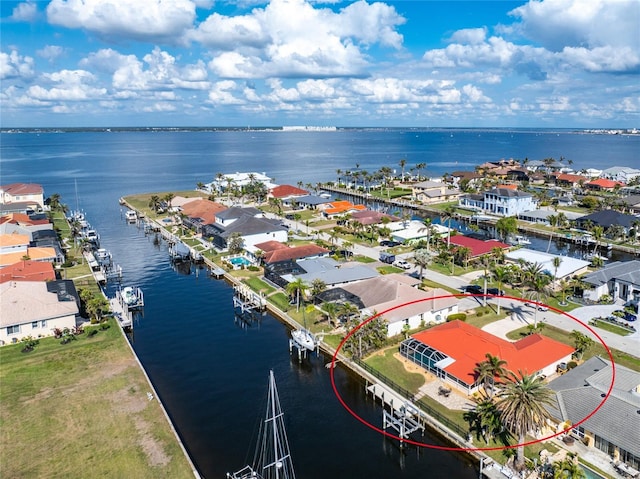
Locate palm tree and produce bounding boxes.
[441,204,456,247]
[546,214,558,253]
[592,225,604,255]
[418,218,434,253]
[492,266,510,315]
[464,393,504,445]
[322,302,339,327]
[416,162,426,181]
[49,193,61,210]
[570,330,594,360]
[552,452,586,479]
[399,158,407,182]
[551,256,563,288]
[474,353,508,397]
[335,169,342,186]
[413,248,431,280]
[286,278,308,313]
[528,268,552,327]
[163,192,175,211]
[148,194,161,213]
[496,371,554,471]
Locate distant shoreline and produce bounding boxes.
[2,126,638,135]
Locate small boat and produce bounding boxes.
[585,253,608,262]
[94,248,112,266]
[510,234,531,246]
[121,286,139,306]
[169,241,191,261]
[228,371,296,479]
[125,210,137,222]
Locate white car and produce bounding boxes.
[394,260,411,270]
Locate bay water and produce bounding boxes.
[2,129,638,478]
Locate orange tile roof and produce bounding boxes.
[263,244,329,263]
[497,184,517,190]
[411,321,574,386]
[0,247,57,267]
[0,233,30,247]
[556,173,588,184]
[0,260,56,283]
[324,200,367,215]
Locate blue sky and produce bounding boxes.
[1,0,638,128]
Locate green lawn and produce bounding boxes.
[354,255,376,263]
[243,277,276,296]
[0,320,194,478]
[364,347,425,394]
[377,265,404,274]
[589,318,635,336]
[267,292,290,311]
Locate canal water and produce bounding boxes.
[101,218,477,478]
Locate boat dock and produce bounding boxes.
[109,295,134,328]
[232,284,266,313]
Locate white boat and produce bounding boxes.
[125,210,137,222]
[95,248,112,265]
[228,371,296,479]
[510,234,531,245]
[121,286,139,306]
[291,328,317,352]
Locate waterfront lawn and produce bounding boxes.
[368,188,413,199]
[243,277,276,296]
[268,292,291,311]
[0,319,194,479]
[124,191,207,218]
[365,348,425,394]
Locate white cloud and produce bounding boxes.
[27,69,107,101]
[37,45,65,62]
[562,46,640,73]
[448,27,487,45]
[207,80,245,105]
[510,0,639,53]
[197,0,404,79]
[46,0,197,43]
[10,2,38,22]
[0,50,35,80]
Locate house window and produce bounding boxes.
[32,321,38,329]
[7,325,20,335]
[41,320,46,328]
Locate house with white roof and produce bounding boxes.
[459,187,537,217]
[505,248,590,281]
[601,166,640,184]
[324,276,458,337]
[411,181,461,205]
[0,280,79,345]
[209,172,276,193]
[581,260,640,305]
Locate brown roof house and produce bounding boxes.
[412,181,460,204]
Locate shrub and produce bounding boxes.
[476,311,484,317]
[248,265,260,272]
[87,329,98,337]
[446,313,467,322]
[567,361,578,370]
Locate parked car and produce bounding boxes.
[380,240,401,247]
[525,302,548,311]
[487,287,505,296]
[624,312,638,322]
[379,252,396,264]
[393,260,411,270]
[463,285,483,294]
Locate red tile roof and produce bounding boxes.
[0,213,50,226]
[254,240,289,253]
[497,184,517,190]
[448,236,510,258]
[0,260,56,283]
[586,178,624,189]
[263,244,329,264]
[411,321,574,386]
[270,185,308,198]
[324,200,367,216]
[1,183,44,196]
[180,199,226,225]
[556,173,588,184]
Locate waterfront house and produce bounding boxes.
[459,187,536,217]
[289,195,332,210]
[411,181,461,204]
[320,200,367,218]
[400,320,574,395]
[546,356,640,470]
[282,257,378,289]
[576,210,638,235]
[0,183,44,210]
[585,178,625,191]
[209,172,276,193]
[268,185,309,206]
[505,248,590,281]
[326,277,457,337]
[614,195,640,215]
[257,241,330,265]
[601,166,640,184]
[390,220,449,244]
[449,171,483,189]
[581,260,640,305]
[349,210,400,226]
[517,208,584,225]
[554,173,588,189]
[0,260,56,283]
[179,198,227,233]
[0,233,57,267]
[0,280,79,345]
[447,236,510,258]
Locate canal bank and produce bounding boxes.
[119,199,510,478]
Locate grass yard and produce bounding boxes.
[377,265,404,274]
[267,292,290,311]
[243,277,276,296]
[364,348,425,394]
[0,320,194,478]
[589,318,635,336]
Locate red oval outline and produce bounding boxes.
[329,293,616,452]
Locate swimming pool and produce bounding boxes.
[229,256,252,266]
